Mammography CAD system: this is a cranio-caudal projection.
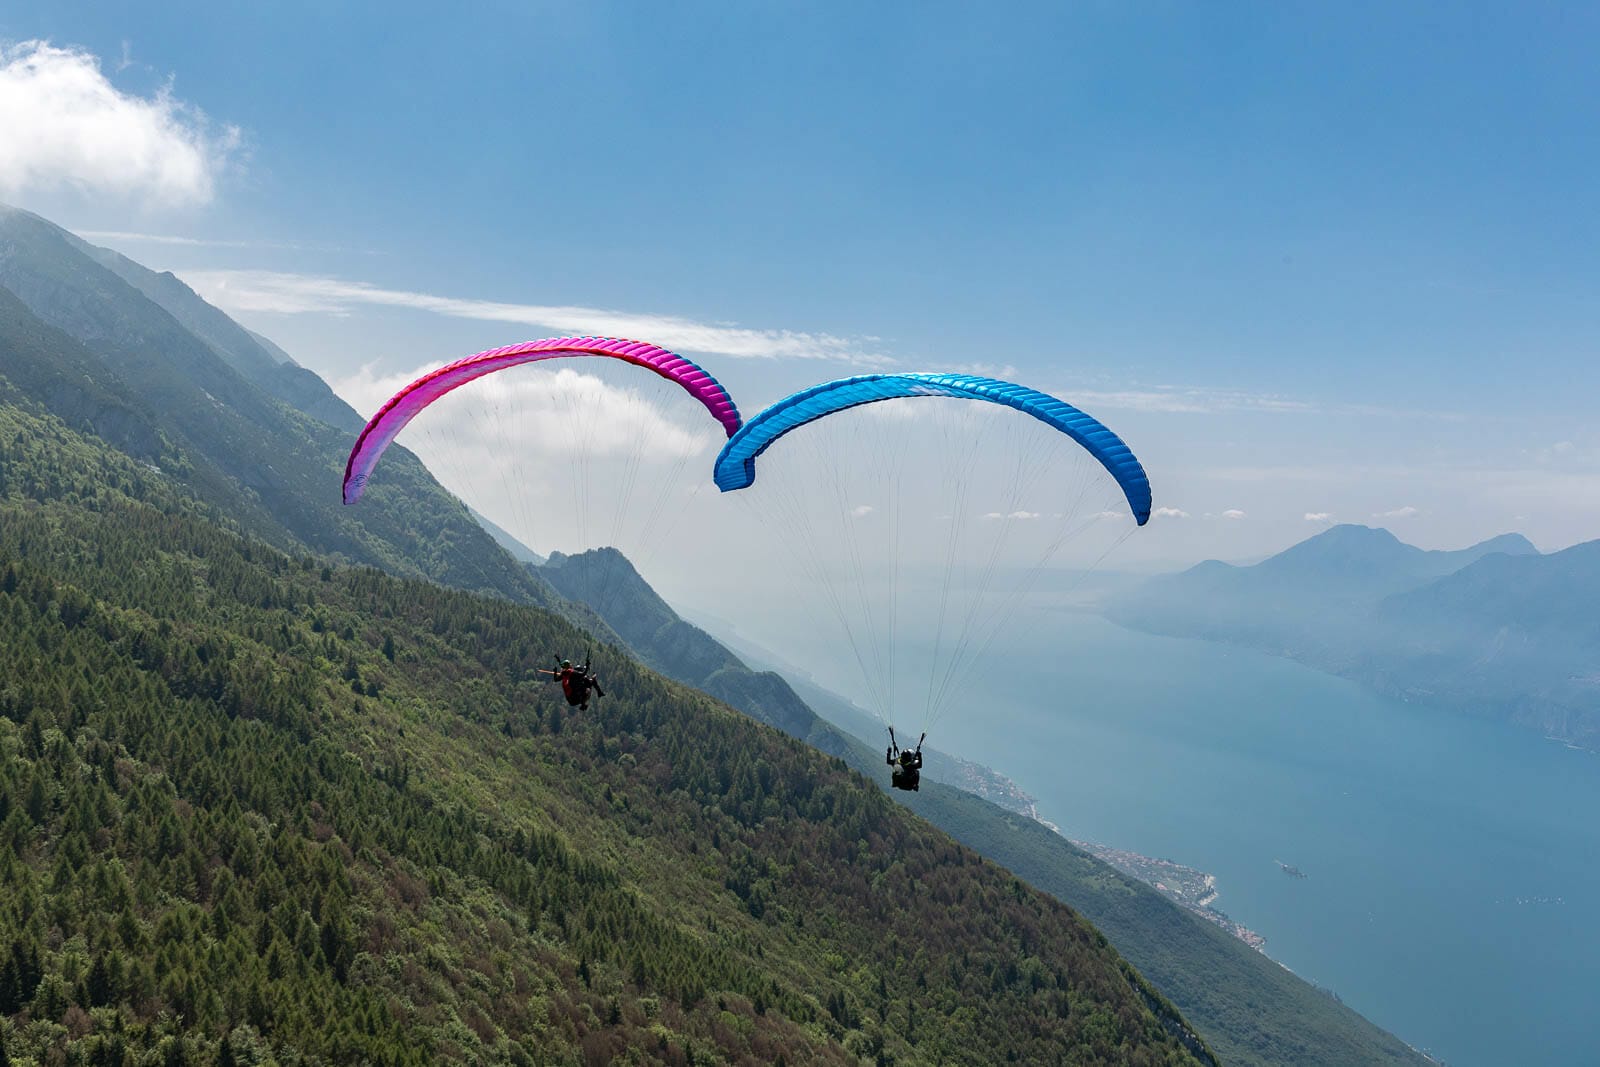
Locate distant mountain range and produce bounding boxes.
[1108,523,1600,748]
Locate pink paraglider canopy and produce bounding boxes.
[342,336,741,504]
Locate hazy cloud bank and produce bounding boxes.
[0,40,239,205]
[180,269,888,365]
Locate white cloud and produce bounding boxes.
[1374,505,1420,519]
[946,361,1020,379]
[1069,386,1313,416]
[0,40,240,204]
[1063,384,1460,422]
[851,505,874,518]
[980,510,1041,521]
[78,229,236,247]
[1221,509,1247,520]
[75,229,338,252]
[1152,506,1190,519]
[333,362,713,462]
[1093,510,1130,522]
[856,395,1031,431]
[1304,512,1334,523]
[1531,439,1590,465]
[178,269,887,364]
[333,361,733,559]
[858,398,925,421]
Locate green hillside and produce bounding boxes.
[0,205,553,609]
[67,229,368,436]
[0,397,1212,1064]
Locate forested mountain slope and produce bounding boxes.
[70,233,367,435]
[0,204,553,609]
[0,397,1211,1064]
[539,549,1433,1067]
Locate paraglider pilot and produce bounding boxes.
[540,656,605,710]
[887,728,924,792]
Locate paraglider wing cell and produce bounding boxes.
[342,337,743,504]
[712,373,1152,524]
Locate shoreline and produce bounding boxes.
[1068,836,1268,951]
[948,759,1270,953]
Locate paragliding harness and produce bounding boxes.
[547,653,604,710]
[887,728,924,792]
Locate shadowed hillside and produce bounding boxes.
[0,204,554,608]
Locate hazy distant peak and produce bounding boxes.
[1451,535,1598,575]
[1284,524,1406,555]
[0,201,42,224]
[1464,532,1538,557]
[1550,537,1600,561]
[1255,524,1538,577]
[1305,523,1404,547]
[1254,523,1415,575]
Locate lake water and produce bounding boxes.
[902,609,1600,1067]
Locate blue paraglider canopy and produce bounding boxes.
[713,372,1152,525]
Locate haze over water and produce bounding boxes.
[786,605,1600,1067]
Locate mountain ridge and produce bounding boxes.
[1108,523,1599,747]
[0,204,560,611]
[68,230,367,434]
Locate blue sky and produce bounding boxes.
[3,2,1599,573]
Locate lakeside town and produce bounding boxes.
[949,760,1270,952]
